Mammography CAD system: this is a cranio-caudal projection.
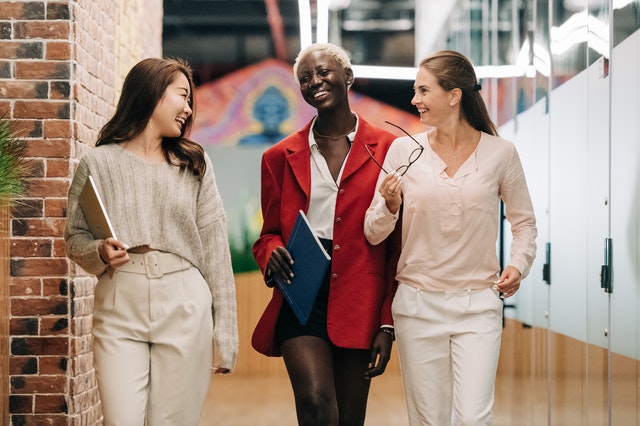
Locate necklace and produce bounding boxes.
[312,122,356,139]
[437,141,463,161]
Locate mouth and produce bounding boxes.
[175,116,187,128]
[312,90,329,99]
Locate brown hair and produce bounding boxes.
[96,57,206,177]
[420,50,498,136]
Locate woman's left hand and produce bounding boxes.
[495,266,522,298]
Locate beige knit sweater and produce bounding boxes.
[65,143,238,371]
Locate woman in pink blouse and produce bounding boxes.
[364,50,537,425]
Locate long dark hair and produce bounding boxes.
[96,57,206,177]
[420,51,498,136]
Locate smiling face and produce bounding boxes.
[411,67,456,128]
[296,50,353,112]
[149,72,193,139]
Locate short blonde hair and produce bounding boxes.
[293,43,353,83]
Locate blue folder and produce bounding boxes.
[273,210,331,325]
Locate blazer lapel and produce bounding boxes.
[342,119,378,182]
[285,123,312,199]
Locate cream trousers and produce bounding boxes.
[393,284,503,426]
[92,252,213,426]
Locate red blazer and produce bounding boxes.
[251,117,401,356]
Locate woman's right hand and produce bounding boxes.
[379,171,403,215]
[265,246,294,287]
[98,237,129,267]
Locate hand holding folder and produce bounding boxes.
[78,175,118,240]
[272,210,331,325]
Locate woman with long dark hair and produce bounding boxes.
[65,58,238,425]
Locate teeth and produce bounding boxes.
[314,91,328,98]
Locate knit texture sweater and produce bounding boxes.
[65,143,238,370]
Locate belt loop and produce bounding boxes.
[144,251,163,278]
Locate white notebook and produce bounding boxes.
[78,175,117,240]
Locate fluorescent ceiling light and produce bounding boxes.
[298,0,312,50]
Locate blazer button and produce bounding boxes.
[331,273,338,279]
[335,217,342,222]
[333,244,341,251]
[338,189,345,195]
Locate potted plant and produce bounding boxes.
[0,118,27,421]
[0,119,28,203]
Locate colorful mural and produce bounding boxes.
[192,58,423,272]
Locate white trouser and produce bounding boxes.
[392,284,503,426]
[92,252,213,426]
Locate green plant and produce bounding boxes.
[0,119,28,202]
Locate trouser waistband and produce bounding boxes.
[117,251,190,279]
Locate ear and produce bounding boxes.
[345,68,354,87]
[449,88,462,107]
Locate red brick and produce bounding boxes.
[39,356,67,375]
[43,278,67,297]
[0,80,47,99]
[35,394,67,413]
[45,41,71,60]
[44,199,67,218]
[8,119,43,138]
[25,158,46,178]
[25,139,70,158]
[43,120,71,138]
[15,61,70,80]
[47,3,71,20]
[25,178,69,198]
[14,21,70,40]
[13,100,70,119]
[0,100,12,116]
[10,415,67,426]
[0,41,43,59]
[11,337,68,356]
[40,317,68,335]
[10,239,53,257]
[10,257,68,277]
[10,356,38,375]
[52,239,66,257]
[11,217,66,237]
[0,2,45,20]
[51,81,70,100]
[9,394,33,413]
[12,198,44,218]
[10,318,39,336]
[11,374,66,394]
[10,277,42,297]
[11,297,68,317]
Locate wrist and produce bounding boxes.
[379,327,395,341]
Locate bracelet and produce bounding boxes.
[379,327,395,341]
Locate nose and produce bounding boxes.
[309,72,322,87]
[410,92,419,105]
[184,102,192,115]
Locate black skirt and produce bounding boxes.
[276,238,332,343]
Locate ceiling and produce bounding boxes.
[162,0,418,113]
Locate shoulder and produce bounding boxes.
[77,143,120,168]
[262,124,311,160]
[357,117,395,145]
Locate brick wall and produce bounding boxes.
[1,1,162,424]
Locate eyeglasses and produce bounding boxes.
[365,121,424,176]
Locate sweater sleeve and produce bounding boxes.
[197,155,238,371]
[64,158,109,276]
